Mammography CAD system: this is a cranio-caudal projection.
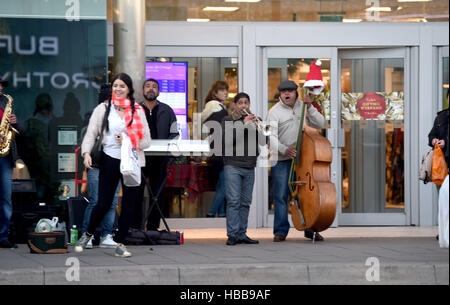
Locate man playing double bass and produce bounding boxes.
[267,79,326,242]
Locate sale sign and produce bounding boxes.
[357,93,386,119]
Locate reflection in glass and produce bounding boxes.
[340,58,405,213]
[113,56,239,219]
[443,57,449,109]
[107,0,449,23]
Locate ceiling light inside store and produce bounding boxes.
[397,0,432,2]
[187,18,211,22]
[203,7,239,12]
[225,0,261,2]
[343,18,362,22]
[365,7,392,12]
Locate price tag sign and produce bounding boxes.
[385,123,394,133]
[359,120,369,129]
[376,120,386,129]
[342,120,352,129]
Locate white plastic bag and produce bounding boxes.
[438,175,449,248]
[120,132,141,187]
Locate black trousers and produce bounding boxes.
[135,156,169,230]
[88,152,141,244]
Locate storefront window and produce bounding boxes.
[443,56,449,109]
[111,56,238,219]
[107,0,449,23]
[1,1,108,211]
[341,58,405,213]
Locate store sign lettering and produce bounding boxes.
[0,71,97,89]
[0,35,58,56]
[0,34,98,89]
[357,93,386,119]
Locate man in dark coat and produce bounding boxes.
[136,78,178,230]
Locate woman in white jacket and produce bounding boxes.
[76,73,151,258]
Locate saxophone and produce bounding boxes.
[0,93,19,157]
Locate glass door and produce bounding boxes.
[338,48,410,225]
[143,46,239,229]
[262,47,339,228]
[438,46,449,110]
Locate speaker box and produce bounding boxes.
[10,203,56,244]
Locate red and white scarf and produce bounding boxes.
[111,94,144,151]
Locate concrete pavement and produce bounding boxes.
[0,227,448,285]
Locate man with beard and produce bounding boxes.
[135,78,178,231]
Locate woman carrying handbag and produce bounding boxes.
[76,73,151,258]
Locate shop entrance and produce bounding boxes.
[261,47,339,228]
[142,46,240,229]
[338,48,410,226]
[261,47,411,228]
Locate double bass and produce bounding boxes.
[288,91,336,241]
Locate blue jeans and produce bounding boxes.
[224,165,255,239]
[0,157,13,242]
[271,160,291,238]
[208,169,226,216]
[82,168,120,237]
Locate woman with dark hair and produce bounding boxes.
[201,81,229,217]
[76,73,151,257]
[80,84,121,249]
[221,92,267,245]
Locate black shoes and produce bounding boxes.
[239,235,259,244]
[226,235,259,245]
[226,237,239,246]
[0,240,17,248]
[206,214,215,218]
[304,229,324,241]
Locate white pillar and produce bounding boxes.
[113,0,145,100]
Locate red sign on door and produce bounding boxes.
[357,93,386,119]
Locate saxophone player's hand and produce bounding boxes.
[83,152,93,170]
[0,134,4,142]
[8,114,17,124]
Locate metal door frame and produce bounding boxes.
[338,47,410,226]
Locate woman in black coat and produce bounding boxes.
[428,89,449,169]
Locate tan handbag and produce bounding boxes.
[419,149,433,184]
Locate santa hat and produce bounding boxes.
[303,60,324,93]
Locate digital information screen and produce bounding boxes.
[145,62,188,139]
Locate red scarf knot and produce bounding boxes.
[112,94,144,151]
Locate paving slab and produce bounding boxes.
[0,227,447,285]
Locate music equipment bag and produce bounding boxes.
[27,232,68,254]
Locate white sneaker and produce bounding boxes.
[114,243,132,258]
[86,236,93,249]
[100,234,117,248]
[74,233,91,253]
